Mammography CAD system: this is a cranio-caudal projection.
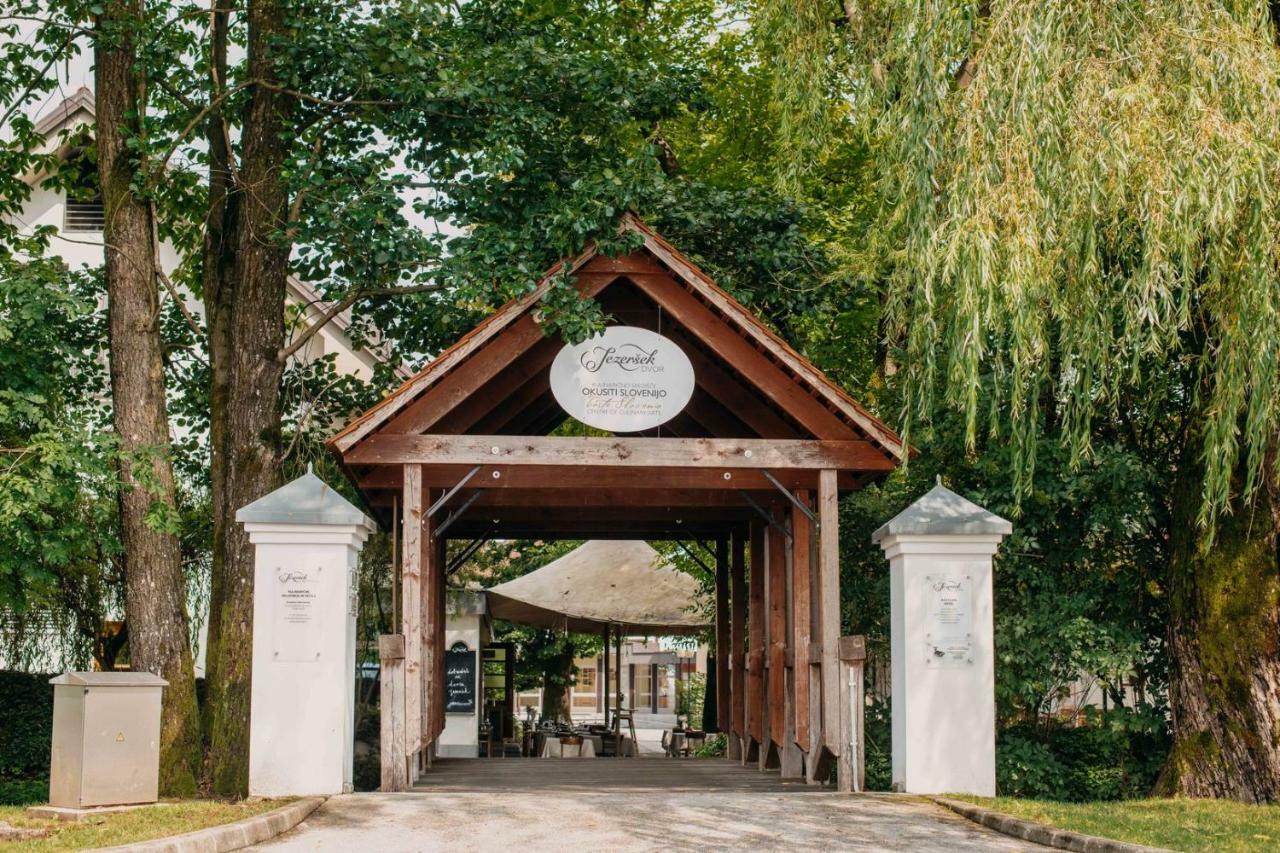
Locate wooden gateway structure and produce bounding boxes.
[328,215,908,791]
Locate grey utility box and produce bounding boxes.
[48,672,167,808]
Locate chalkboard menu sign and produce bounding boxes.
[445,642,477,714]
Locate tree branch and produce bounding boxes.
[277,283,443,362]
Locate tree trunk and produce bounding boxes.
[1157,447,1280,802]
[203,0,293,797]
[95,0,200,796]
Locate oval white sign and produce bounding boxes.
[549,326,695,433]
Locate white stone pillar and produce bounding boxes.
[236,468,375,797]
[872,482,1011,796]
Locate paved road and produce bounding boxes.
[255,759,1042,852]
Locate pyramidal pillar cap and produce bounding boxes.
[235,468,375,529]
[871,482,1012,544]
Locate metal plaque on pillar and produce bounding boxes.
[923,573,973,667]
[273,566,324,662]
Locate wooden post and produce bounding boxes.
[602,623,611,727]
[714,537,731,735]
[791,491,812,754]
[401,464,424,780]
[768,507,790,773]
[422,491,442,763]
[379,633,407,791]
[818,469,840,762]
[780,504,803,779]
[729,528,746,761]
[433,536,446,742]
[838,635,866,792]
[746,521,765,763]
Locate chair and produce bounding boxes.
[559,734,585,757]
[615,708,638,758]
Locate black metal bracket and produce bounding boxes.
[445,537,489,575]
[677,541,715,579]
[427,465,482,518]
[740,491,792,541]
[760,469,817,525]
[434,489,482,537]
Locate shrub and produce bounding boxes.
[863,697,892,791]
[0,671,54,803]
[694,733,726,758]
[997,732,1067,798]
[997,706,1169,801]
[0,779,48,806]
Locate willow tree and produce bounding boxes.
[766,1,1280,800]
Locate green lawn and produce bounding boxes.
[0,799,287,851]
[955,796,1280,853]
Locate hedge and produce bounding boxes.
[0,670,54,804]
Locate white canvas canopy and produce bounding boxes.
[484,540,708,635]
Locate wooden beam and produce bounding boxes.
[729,528,747,760]
[431,337,562,434]
[714,538,731,735]
[360,465,858,493]
[329,244,607,453]
[346,435,895,471]
[679,388,755,439]
[818,469,841,757]
[441,522,738,540]
[627,272,859,440]
[466,488,775,508]
[473,373,552,434]
[791,491,812,753]
[665,328,799,439]
[384,314,545,436]
[379,273,616,438]
[401,465,424,766]
[630,235,908,456]
[436,506,753,526]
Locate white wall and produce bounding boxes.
[438,609,486,758]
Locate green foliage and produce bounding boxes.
[694,732,726,758]
[997,708,1170,801]
[843,414,1166,724]
[0,258,119,665]
[859,696,892,791]
[676,671,705,722]
[0,671,53,802]
[836,1,1280,530]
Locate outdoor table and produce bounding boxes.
[665,730,707,757]
[540,735,600,758]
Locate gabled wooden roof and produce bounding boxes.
[328,214,905,461]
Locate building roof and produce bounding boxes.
[485,540,708,635]
[328,213,907,460]
[235,467,374,527]
[871,482,1013,543]
[34,87,95,138]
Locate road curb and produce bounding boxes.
[930,797,1174,853]
[96,796,325,853]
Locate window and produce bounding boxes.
[578,667,596,689]
[62,148,103,233]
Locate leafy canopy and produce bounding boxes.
[828,1,1280,528]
